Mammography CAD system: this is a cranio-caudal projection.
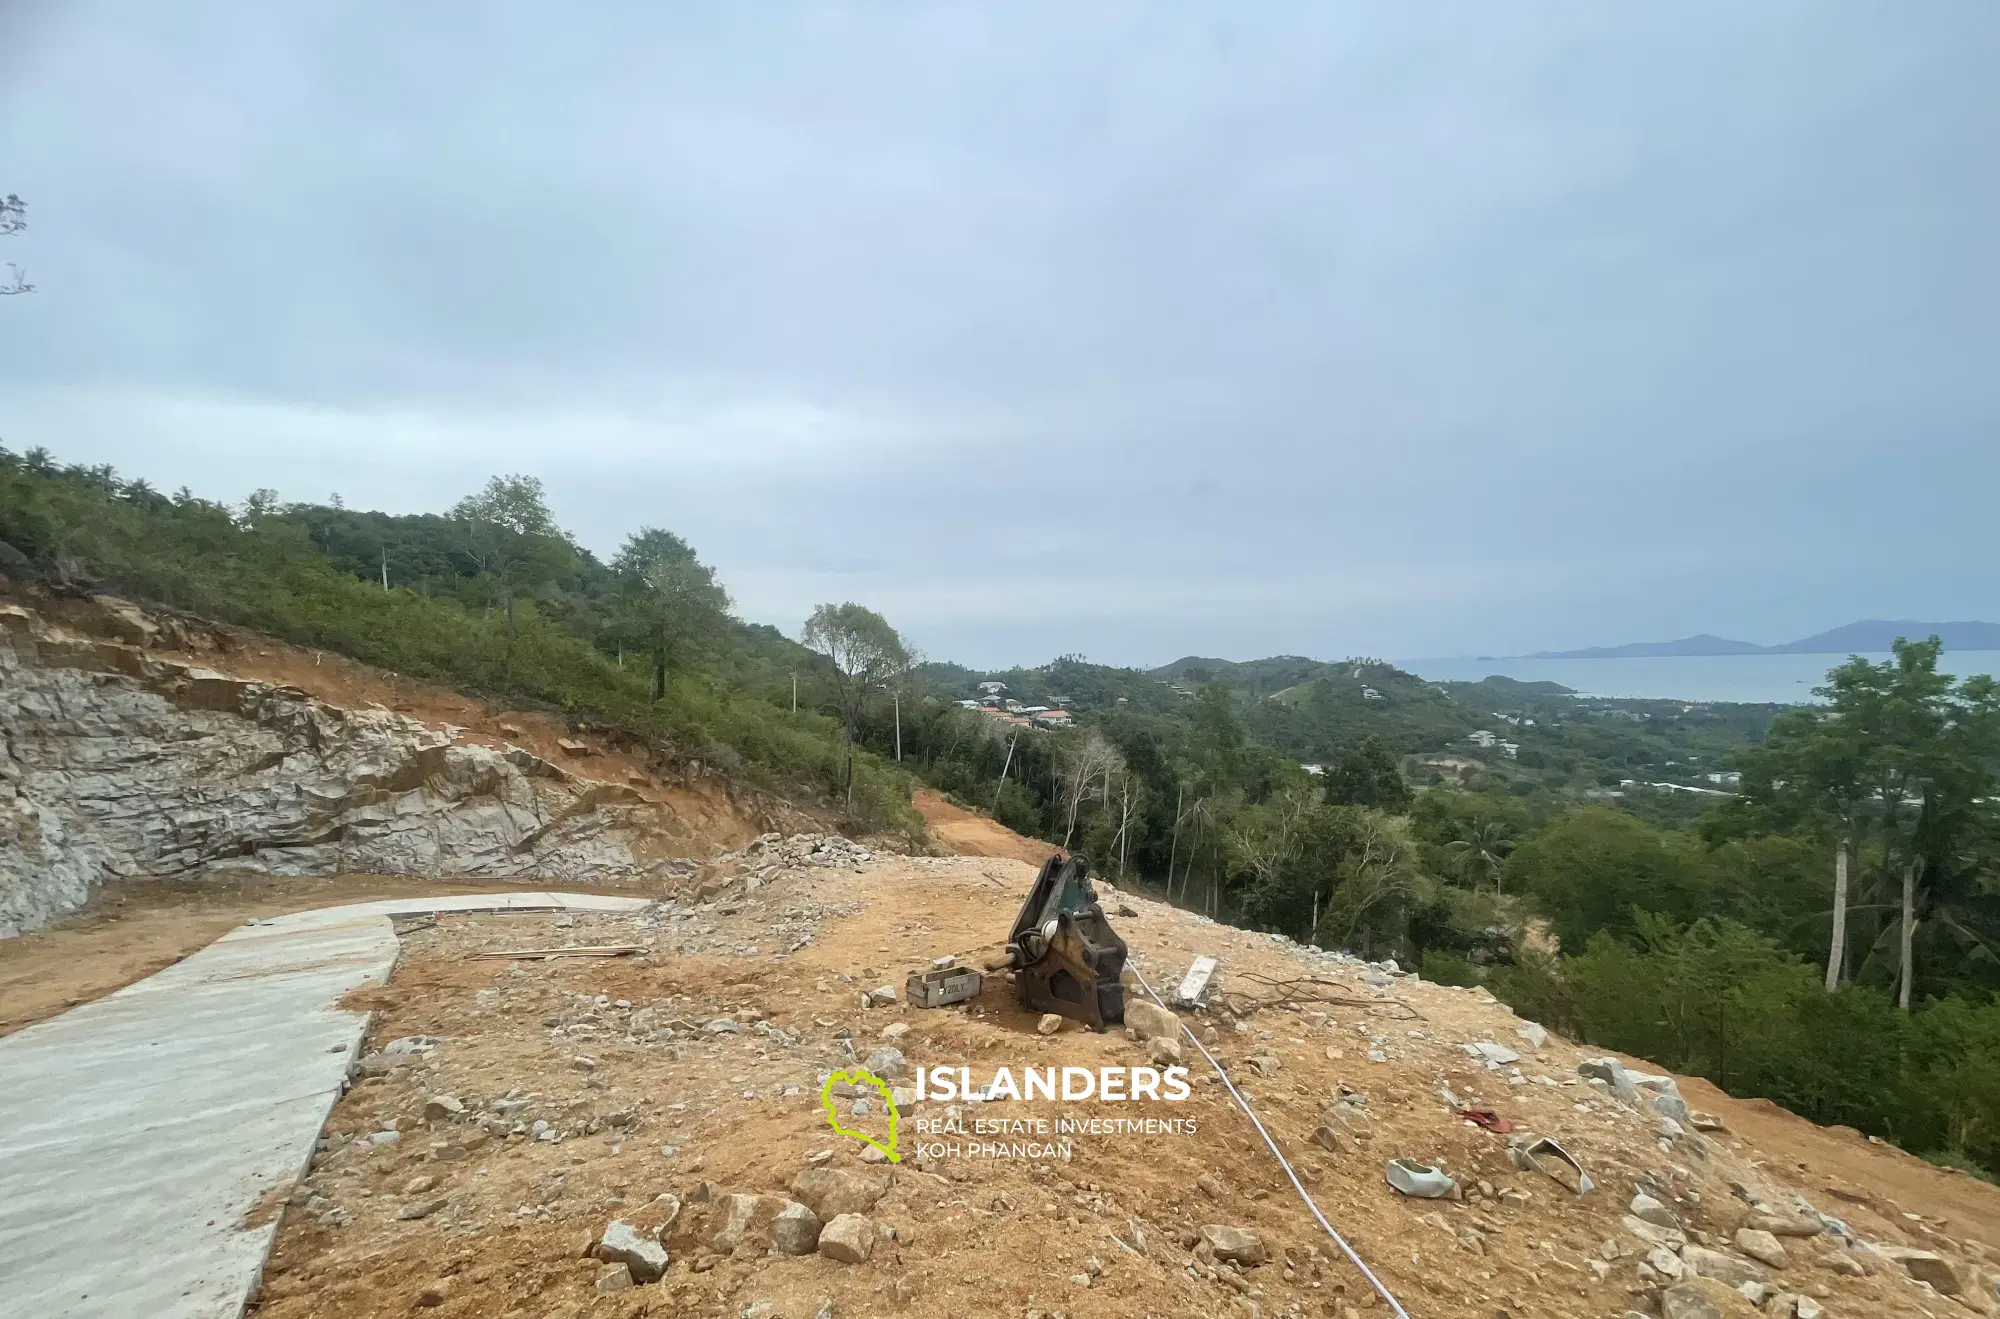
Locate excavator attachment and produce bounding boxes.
[1003,855,1128,1030]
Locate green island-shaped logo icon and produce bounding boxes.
[819,1067,902,1163]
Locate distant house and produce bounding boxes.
[1361,687,1383,701]
[955,699,980,709]
[1499,741,1519,759]
[1705,771,1743,787]
[1300,762,1324,775]
[1468,730,1498,748]
[1033,709,1073,727]
[1004,699,1025,713]
[977,681,1008,696]
[1019,705,1051,716]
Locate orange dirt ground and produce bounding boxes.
[910,790,1058,866]
[233,856,1999,1319]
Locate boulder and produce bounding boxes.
[1733,1228,1788,1269]
[1146,1035,1183,1067]
[595,1220,668,1283]
[1124,999,1181,1042]
[1631,1193,1678,1228]
[1879,1246,1963,1295]
[1200,1224,1267,1266]
[1661,1277,1756,1318]
[1579,1057,1643,1106]
[863,1047,909,1081]
[1646,1245,1686,1281]
[707,1193,787,1253]
[1515,1022,1549,1051]
[1745,1211,1823,1239]
[1681,1245,1766,1288]
[771,1201,822,1256]
[818,1213,875,1264]
[791,1167,891,1219]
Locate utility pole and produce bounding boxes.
[380,546,389,591]
[791,674,797,714]
[893,689,902,761]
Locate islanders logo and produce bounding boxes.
[819,1067,901,1163]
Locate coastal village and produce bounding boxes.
[955,679,1075,728]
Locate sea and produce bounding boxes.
[1401,651,2000,706]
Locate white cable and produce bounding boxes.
[1129,962,1414,1319]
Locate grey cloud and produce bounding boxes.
[2,1,1996,666]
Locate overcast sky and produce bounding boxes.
[2,3,1995,667]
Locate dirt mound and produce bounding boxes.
[242,857,2000,1319]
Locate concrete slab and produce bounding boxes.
[0,890,650,1318]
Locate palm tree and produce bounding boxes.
[1445,818,1512,894]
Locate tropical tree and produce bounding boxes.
[1444,817,1512,893]
[2,193,32,296]
[449,475,575,634]
[1737,638,2000,1007]
[802,602,910,808]
[610,528,731,701]
[1323,734,1413,812]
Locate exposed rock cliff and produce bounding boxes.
[0,600,678,937]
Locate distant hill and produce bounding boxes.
[1767,620,2000,654]
[1526,620,2000,659]
[1527,634,1766,659]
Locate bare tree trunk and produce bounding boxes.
[990,732,1017,816]
[1897,860,1917,1011]
[1118,777,1131,876]
[1825,838,1849,992]
[1166,782,1184,894]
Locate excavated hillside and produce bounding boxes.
[0,592,795,939]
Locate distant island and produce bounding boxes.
[1525,619,2000,659]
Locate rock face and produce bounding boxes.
[0,599,671,937]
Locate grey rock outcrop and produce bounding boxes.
[0,600,671,937]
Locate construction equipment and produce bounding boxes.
[998,855,1128,1030]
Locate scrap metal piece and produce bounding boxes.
[1385,1158,1457,1199]
[907,966,983,1008]
[1005,855,1128,1030]
[1511,1135,1595,1194]
[466,945,644,960]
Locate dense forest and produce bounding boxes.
[3,444,1997,1180]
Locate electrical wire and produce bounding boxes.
[1128,961,1414,1319]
